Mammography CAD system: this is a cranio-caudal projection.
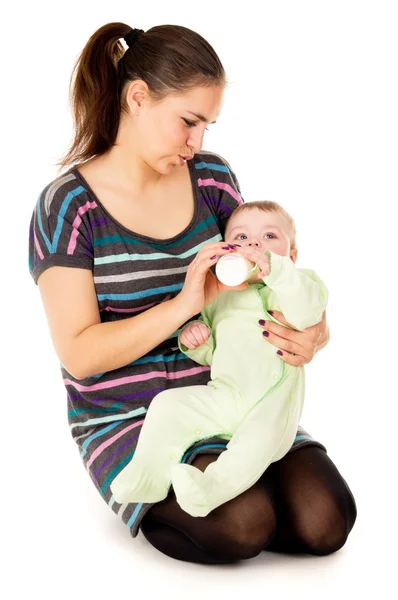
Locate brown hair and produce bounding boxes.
[225,201,297,250]
[57,22,226,172]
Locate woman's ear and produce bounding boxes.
[125,79,149,115]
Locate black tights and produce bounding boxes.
[140,446,357,564]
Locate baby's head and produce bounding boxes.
[224,201,298,263]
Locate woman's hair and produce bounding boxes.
[226,201,297,250]
[57,22,226,171]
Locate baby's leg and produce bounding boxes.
[172,376,301,517]
[110,386,231,504]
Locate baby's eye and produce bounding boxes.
[235,234,247,240]
[264,233,276,239]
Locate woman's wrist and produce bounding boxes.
[169,293,197,324]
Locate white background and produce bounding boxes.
[2,1,397,598]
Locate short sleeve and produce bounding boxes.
[195,151,245,236]
[29,171,94,284]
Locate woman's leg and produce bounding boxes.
[263,446,357,555]
[140,445,357,562]
[141,454,277,564]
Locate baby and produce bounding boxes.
[111,201,328,517]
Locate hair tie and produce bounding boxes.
[124,28,144,48]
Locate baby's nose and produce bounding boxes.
[248,240,260,247]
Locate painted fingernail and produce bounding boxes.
[222,246,230,250]
[210,255,217,260]
[262,331,269,337]
[228,244,237,249]
[277,350,283,356]
[233,244,241,247]
[268,311,274,315]
[258,319,266,326]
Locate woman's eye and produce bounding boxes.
[183,118,209,131]
[183,118,196,127]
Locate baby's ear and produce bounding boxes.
[290,249,298,263]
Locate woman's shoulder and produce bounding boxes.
[193,150,237,174]
[35,167,92,219]
[192,150,243,200]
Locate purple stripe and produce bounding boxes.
[85,222,93,236]
[200,196,235,218]
[68,387,164,405]
[92,217,112,228]
[93,432,139,480]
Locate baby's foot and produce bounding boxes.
[111,463,170,504]
[171,463,212,517]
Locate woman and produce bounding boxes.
[29,22,356,564]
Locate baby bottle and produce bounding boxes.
[215,253,261,286]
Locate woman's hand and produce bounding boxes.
[259,310,330,366]
[175,243,248,319]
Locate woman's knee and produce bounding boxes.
[197,484,277,560]
[294,483,357,556]
[149,453,277,561]
[189,453,276,558]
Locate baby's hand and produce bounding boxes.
[180,322,211,349]
[235,246,271,278]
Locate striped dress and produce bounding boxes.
[28,151,325,538]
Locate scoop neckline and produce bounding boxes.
[71,158,200,245]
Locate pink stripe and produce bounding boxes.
[64,366,210,392]
[86,419,144,469]
[67,201,97,254]
[198,178,243,205]
[34,232,44,260]
[100,294,172,314]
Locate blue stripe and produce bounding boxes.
[52,186,86,252]
[195,162,229,173]
[294,434,312,443]
[80,421,121,458]
[126,502,144,528]
[131,351,187,366]
[182,443,228,463]
[94,215,218,250]
[98,283,183,301]
[94,234,222,266]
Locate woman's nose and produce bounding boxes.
[187,126,206,152]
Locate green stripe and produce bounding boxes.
[94,216,217,249]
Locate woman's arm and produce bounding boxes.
[258,310,330,366]
[38,242,243,380]
[38,266,194,380]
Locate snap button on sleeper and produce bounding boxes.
[196,430,202,435]
[171,453,177,460]
[273,373,279,380]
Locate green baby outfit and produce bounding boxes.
[110,251,328,516]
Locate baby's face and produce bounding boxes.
[224,209,294,259]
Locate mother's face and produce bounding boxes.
[125,82,225,174]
